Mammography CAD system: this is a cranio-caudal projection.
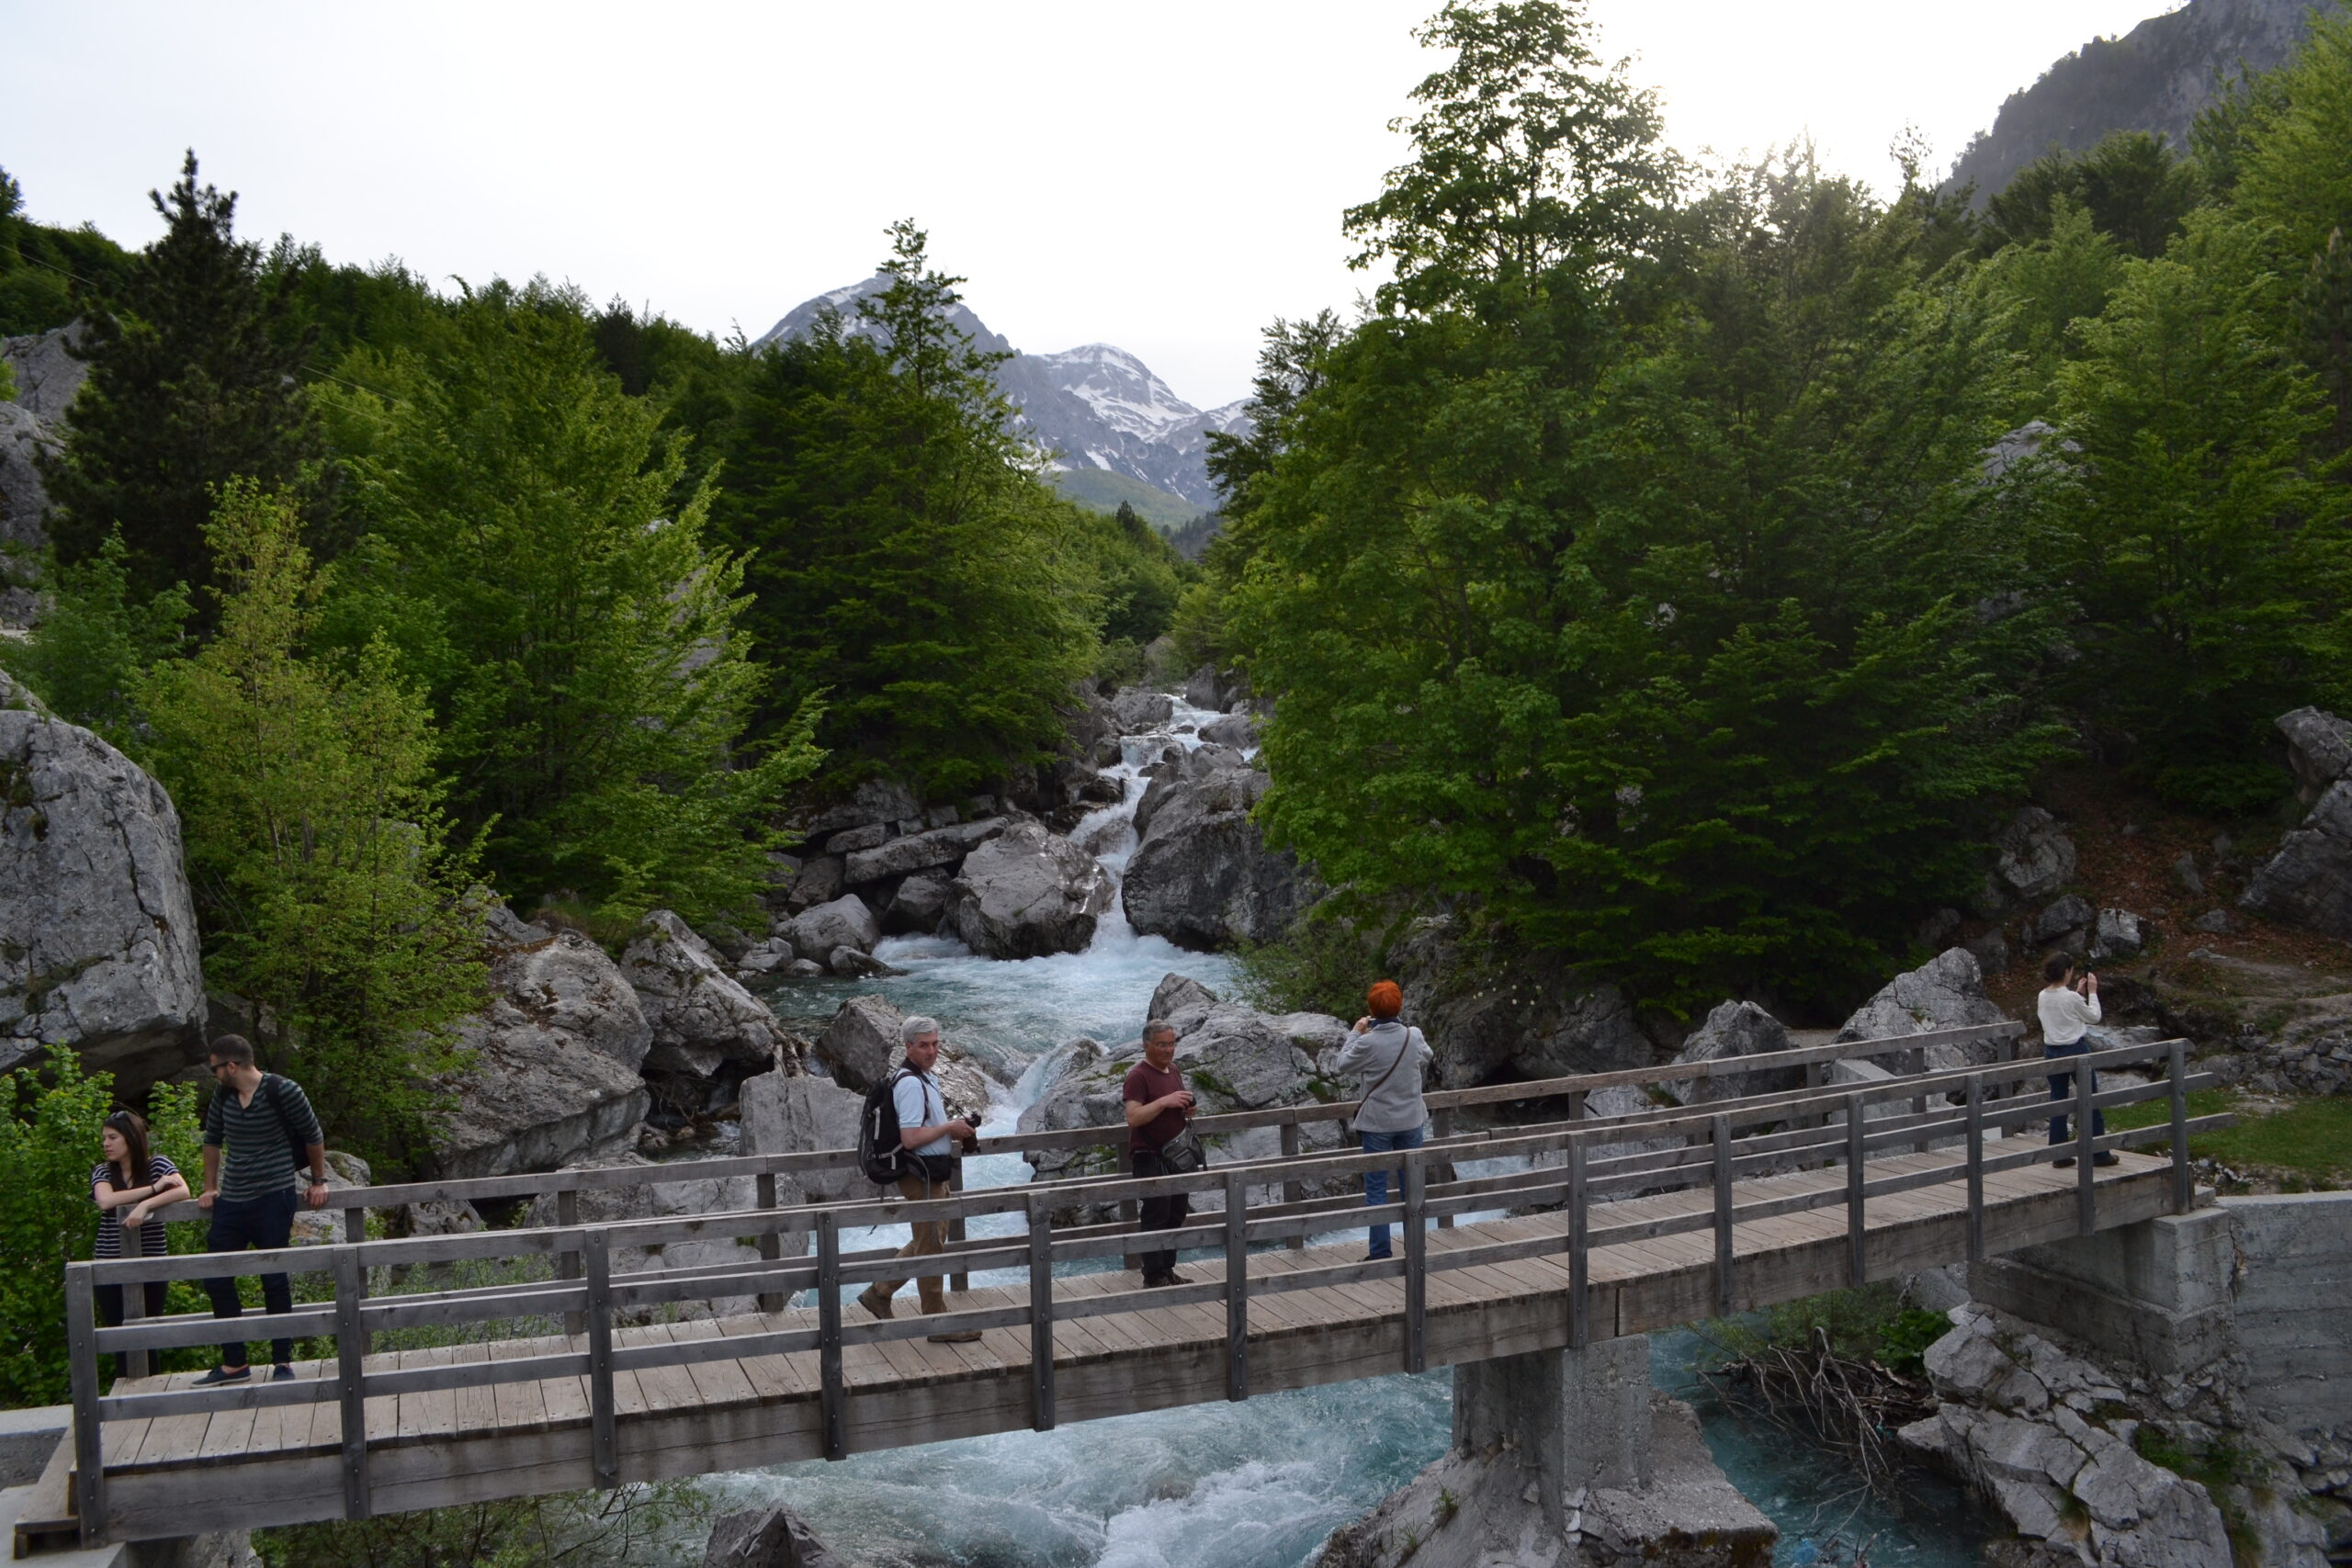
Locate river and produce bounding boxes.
[677,700,1994,1568]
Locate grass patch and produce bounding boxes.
[2108,1089,2352,1186]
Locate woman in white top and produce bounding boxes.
[2038,953,2115,1168]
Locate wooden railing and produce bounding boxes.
[64,1029,2224,1543]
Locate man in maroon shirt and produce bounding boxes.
[1123,1021,1195,1286]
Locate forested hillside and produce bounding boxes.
[1194,1,2352,1020]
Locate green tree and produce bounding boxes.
[326,284,816,922]
[138,482,485,1172]
[711,222,1095,796]
[0,1054,203,1406]
[40,152,330,615]
[0,531,191,748]
[1982,131,2204,260]
[1227,17,2059,1011]
[0,164,134,337]
[2050,216,2345,810]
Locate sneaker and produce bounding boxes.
[855,1286,895,1320]
[2053,1156,2077,1169]
[195,1365,251,1386]
[271,1365,296,1382]
[926,1328,984,1344]
[2093,1152,2120,1168]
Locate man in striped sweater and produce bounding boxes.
[195,1034,330,1384]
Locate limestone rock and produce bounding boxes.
[2242,780,2352,941]
[810,993,989,1120]
[2030,894,2096,946]
[1122,752,1305,950]
[784,894,880,961]
[801,777,919,840]
[2276,706,2352,805]
[882,869,951,934]
[731,936,795,987]
[944,820,1113,958]
[1668,999,1798,1104]
[841,816,1012,886]
[703,1505,845,1568]
[0,705,205,1097]
[1993,807,2079,903]
[2092,908,2145,961]
[1183,664,1244,712]
[524,1152,767,1313]
[1392,917,1652,1089]
[784,854,843,912]
[433,926,651,1179]
[1109,687,1176,731]
[828,945,900,978]
[1198,712,1260,750]
[1835,947,2011,1070]
[1,326,90,424]
[620,910,794,1081]
[289,1151,372,1247]
[1148,971,1219,1021]
[741,1068,866,1204]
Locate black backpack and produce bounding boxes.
[857,1069,915,1184]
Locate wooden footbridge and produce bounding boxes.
[28,1025,2228,1551]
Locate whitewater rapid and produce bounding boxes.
[684,696,1991,1568]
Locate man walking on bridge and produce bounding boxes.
[856,1017,982,1343]
[194,1035,331,1384]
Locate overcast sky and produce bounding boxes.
[6,1,2173,410]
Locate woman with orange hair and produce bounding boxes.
[1329,979,1433,1260]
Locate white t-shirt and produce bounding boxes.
[891,1068,951,1157]
[2037,986,2102,1046]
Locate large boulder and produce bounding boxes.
[0,696,206,1096]
[1,329,85,611]
[2242,780,2352,942]
[784,894,880,961]
[810,993,989,1120]
[1668,999,1799,1104]
[1835,947,2011,1071]
[1991,806,2078,904]
[2,326,90,424]
[2276,706,2352,805]
[801,777,920,840]
[433,921,651,1179]
[881,869,951,934]
[841,816,1012,886]
[619,910,797,1083]
[741,1068,866,1205]
[944,820,1113,958]
[1197,712,1260,750]
[1109,687,1176,731]
[1391,917,1653,1089]
[524,1152,766,1313]
[703,1506,845,1568]
[1122,754,1306,950]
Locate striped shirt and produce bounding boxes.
[92,1156,179,1259]
[202,1074,323,1201]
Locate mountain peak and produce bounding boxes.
[756,284,1244,511]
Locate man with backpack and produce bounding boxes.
[194,1034,329,1383]
[854,1016,981,1342]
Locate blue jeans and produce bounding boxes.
[1360,1123,1427,1259]
[2046,1034,2111,1147]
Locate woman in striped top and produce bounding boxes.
[93,1111,187,1375]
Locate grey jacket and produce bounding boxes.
[1331,1020,1432,1134]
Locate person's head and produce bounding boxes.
[900,1015,942,1071]
[2041,953,2076,987]
[1367,980,1403,1021]
[101,1110,152,1182]
[1142,1021,1178,1069]
[207,1034,258,1085]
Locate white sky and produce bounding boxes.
[5,0,2173,410]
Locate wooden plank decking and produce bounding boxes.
[85,1145,2181,1543]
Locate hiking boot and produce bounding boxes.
[855,1286,895,1320]
[271,1364,296,1382]
[196,1365,250,1386]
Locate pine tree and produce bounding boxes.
[40,152,329,615]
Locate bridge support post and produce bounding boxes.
[1453,1336,1652,1539]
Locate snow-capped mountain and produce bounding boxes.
[754,276,1248,512]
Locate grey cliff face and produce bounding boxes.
[0,697,206,1098]
[944,820,1114,959]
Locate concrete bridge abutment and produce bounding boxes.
[1453,1336,1656,1537]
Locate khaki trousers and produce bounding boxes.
[873,1170,950,1314]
